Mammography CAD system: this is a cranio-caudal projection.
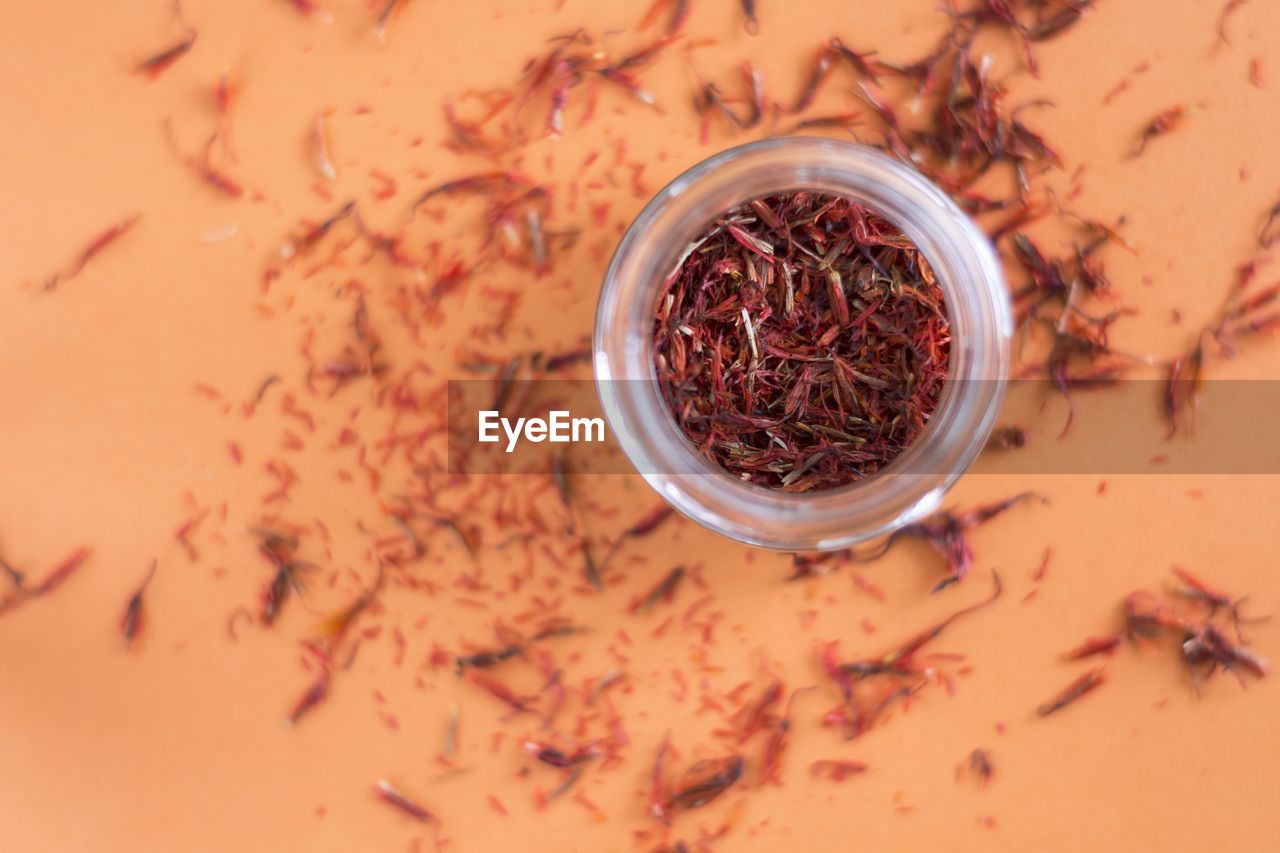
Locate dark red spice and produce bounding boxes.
[784,112,864,134]
[370,169,398,200]
[734,681,783,743]
[629,566,685,614]
[1164,333,1205,437]
[0,558,24,591]
[1025,3,1088,41]
[286,669,331,726]
[464,668,536,714]
[407,171,532,217]
[319,563,385,641]
[1169,567,1251,624]
[1,548,90,616]
[598,505,674,572]
[1036,668,1106,716]
[523,738,597,768]
[254,528,311,626]
[653,192,950,492]
[1062,635,1121,661]
[951,1,1088,76]
[1167,253,1280,433]
[668,755,745,810]
[280,201,356,260]
[809,759,867,781]
[543,765,586,804]
[1182,623,1269,684]
[1125,589,1193,637]
[32,548,91,596]
[853,493,1043,591]
[454,633,524,674]
[374,0,405,39]
[249,375,282,411]
[639,0,690,36]
[1260,199,1280,249]
[851,572,885,601]
[693,64,766,133]
[1117,575,1269,691]
[163,120,244,199]
[967,748,994,787]
[1129,106,1189,159]
[138,33,196,80]
[821,572,1002,738]
[550,451,602,591]
[42,216,141,291]
[174,510,208,561]
[648,734,672,823]
[793,38,881,112]
[375,779,434,822]
[602,34,671,97]
[121,560,158,647]
[756,688,811,785]
[846,573,1000,678]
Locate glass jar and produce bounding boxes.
[594,137,1011,551]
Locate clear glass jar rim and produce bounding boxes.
[594,138,1012,551]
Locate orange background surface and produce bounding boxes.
[2,1,1279,852]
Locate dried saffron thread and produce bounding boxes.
[1129,105,1189,159]
[375,779,434,822]
[374,0,407,40]
[810,759,867,781]
[254,528,313,626]
[286,669,331,726]
[1036,668,1106,716]
[629,566,685,614]
[138,34,197,80]
[137,0,198,80]
[42,216,141,291]
[121,560,158,647]
[163,119,245,199]
[0,548,90,616]
[638,0,690,36]
[851,493,1044,590]
[454,620,579,674]
[819,571,1002,739]
[967,748,994,787]
[653,192,950,492]
[667,755,745,810]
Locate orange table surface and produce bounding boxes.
[2,1,1279,852]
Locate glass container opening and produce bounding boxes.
[595,138,1012,551]
[652,189,952,493]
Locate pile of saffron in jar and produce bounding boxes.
[653,191,950,491]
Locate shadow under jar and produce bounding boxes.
[594,138,1011,551]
